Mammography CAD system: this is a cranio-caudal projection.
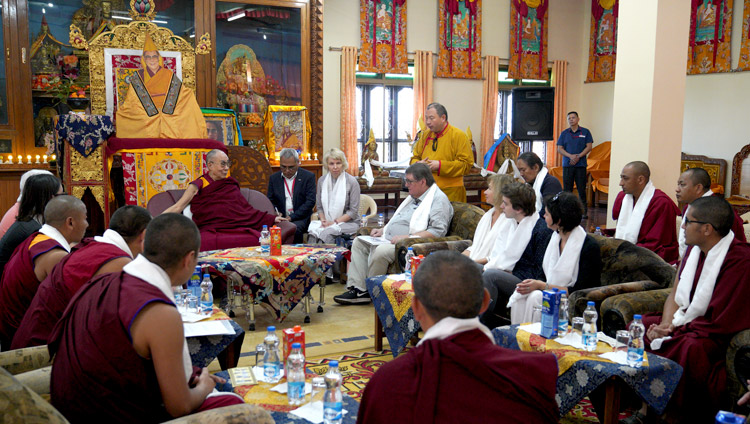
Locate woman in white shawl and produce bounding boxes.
[462,173,515,265]
[509,192,602,324]
[307,148,361,244]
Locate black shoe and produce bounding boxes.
[333,287,371,305]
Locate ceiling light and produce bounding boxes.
[263,34,267,40]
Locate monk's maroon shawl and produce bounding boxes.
[613,189,681,264]
[358,328,559,423]
[190,174,275,234]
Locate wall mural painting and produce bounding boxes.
[437,0,482,79]
[508,0,548,80]
[585,0,618,83]
[687,0,733,74]
[359,0,408,74]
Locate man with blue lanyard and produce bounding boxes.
[557,111,593,218]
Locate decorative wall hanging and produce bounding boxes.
[736,0,750,70]
[359,0,408,74]
[687,0,733,74]
[585,0,618,83]
[437,0,482,79]
[508,0,549,80]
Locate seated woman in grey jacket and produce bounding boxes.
[307,148,361,244]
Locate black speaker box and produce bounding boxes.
[511,87,555,141]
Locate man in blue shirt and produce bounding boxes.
[557,111,593,217]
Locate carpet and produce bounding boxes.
[306,349,630,423]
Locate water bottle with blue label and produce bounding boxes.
[404,247,415,283]
[260,225,270,256]
[263,326,281,379]
[199,274,213,315]
[582,301,598,351]
[558,292,569,334]
[323,360,343,424]
[627,314,645,368]
[286,342,305,405]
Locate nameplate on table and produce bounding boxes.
[183,320,235,337]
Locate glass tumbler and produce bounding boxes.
[310,376,326,404]
[615,330,631,352]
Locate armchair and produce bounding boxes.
[0,346,273,423]
[600,290,750,412]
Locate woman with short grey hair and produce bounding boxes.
[307,148,360,244]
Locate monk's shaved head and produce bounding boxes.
[684,167,712,192]
[689,196,734,237]
[143,213,200,271]
[109,205,152,243]
[625,161,651,180]
[44,195,85,227]
[413,250,484,321]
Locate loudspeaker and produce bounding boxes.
[511,87,555,141]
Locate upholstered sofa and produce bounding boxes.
[600,289,750,412]
[0,345,273,423]
[147,188,296,250]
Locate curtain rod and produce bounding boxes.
[328,46,555,66]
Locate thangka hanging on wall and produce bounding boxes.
[437,0,482,79]
[687,0,733,74]
[585,0,618,83]
[508,0,549,80]
[359,0,408,74]
[736,0,750,69]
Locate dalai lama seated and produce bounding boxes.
[163,149,285,251]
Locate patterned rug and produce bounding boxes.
[306,349,627,422]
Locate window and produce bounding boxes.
[494,69,552,163]
[356,66,413,163]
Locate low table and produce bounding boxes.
[186,309,245,370]
[366,274,420,356]
[493,325,683,424]
[199,245,348,330]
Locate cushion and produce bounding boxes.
[0,367,68,423]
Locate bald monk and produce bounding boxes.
[358,251,559,423]
[675,167,745,259]
[49,214,244,422]
[12,205,152,349]
[411,103,474,202]
[164,149,284,250]
[628,197,750,422]
[612,161,681,263]
[115,32,207,139]
[0,195,87,349]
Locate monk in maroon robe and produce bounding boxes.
[633,197,750,422]
[358,251,559,424]
[164,149,283,251]
[0,195,87,349]
[612,161,681,263]
[12,205,151,349]
[49,214,243,423]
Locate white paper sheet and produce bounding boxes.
[289,401,348,424]
[183,320,234,337]
[599,351,629,365]
[358,235,390,246]
[181,311,210,323]
[271,382,313,395]
[518,322,542,335]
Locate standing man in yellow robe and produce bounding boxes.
[116,32,207,139]
[410,103,474,202]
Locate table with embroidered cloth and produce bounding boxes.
[186,308,245,369]
[492,325,683,424]
[366,274,419,357]
[198,245,348,331]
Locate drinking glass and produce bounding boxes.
[531,305,543,323]
[615,330,631,352]
[310,376,326,404]
[571,317,585,343]
[255,343,266,368]
[186,295,200,314]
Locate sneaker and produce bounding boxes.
[333,287,371,305]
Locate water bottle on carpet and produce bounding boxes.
[582,301,598,351]
[199,274,213,315]
[260,225,270,256]
[627,314,645,368]
[263,326,281,379]
[323,360,343,424]
[286,342,305,406]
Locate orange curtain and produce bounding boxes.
[340,46,358,175]
[549,60,568,167]
[412,50,434,138]
[480,55,500,159]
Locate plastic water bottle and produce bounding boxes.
[361,214,367,226]
[286,342,306,405]
[377,213,384,227]
[594,226,603,236]
[263,326,281,379]
[404,247,415,283]
[188,266,201,298]
[558,292,569,334]
[323,360,343,424]
[260,225,270,256]
[582,301,598,351]
[199,274,213,315]
[627,314,645,368]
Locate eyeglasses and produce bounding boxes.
[280,165,298,171]
[144,54,159,59]
[209,160,232,168]
[683,217,708,226]
[431,137,438,152]
[404,178,420,185]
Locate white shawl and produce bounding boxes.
[384,183,439,236]
[467,208,511,261]
[532,167,549,214]
[678,190,713,259]
[486,215,537,271]
[417,317,495,346]
[614,181,656,243]
[39,224,71,253]
[651,231,734,350]
[123,255,193,381]
[542,226,586,287]
[94,229,134,258]
[308,173,347,238]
